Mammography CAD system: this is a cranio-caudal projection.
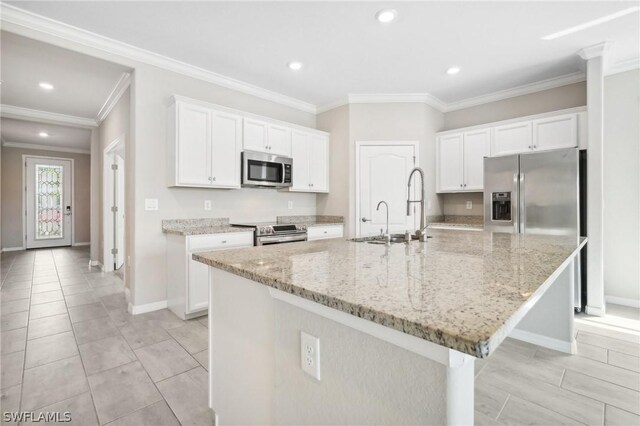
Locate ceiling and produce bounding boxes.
[5,1,639,110]
[1,118,92,151]
[1,31,129,119]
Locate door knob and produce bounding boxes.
[361,217,372,222]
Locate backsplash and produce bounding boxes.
[441,192,484,216]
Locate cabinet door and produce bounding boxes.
[309,134,328,192]
[177,103,211,185]
[492,121,532,156]
[291,130,310,190]
[211,111,242,188]
[268,124,292,156]
[437,134,464,192]
[187,258,209,313]
[243,118,268,152]
[532,114,577,152]
[463,129,490,191]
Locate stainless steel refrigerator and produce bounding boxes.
[483,147,584,310]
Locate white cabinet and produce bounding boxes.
[532,114,577,152]
[166,231,253,319]
[289,130,329,192]
[307,224,344,241]
[168,101,242,188]
[492,121,532,156]
[243,119,292,156]
[437,134,464,192]
[437,130,489,193]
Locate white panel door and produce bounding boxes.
[532,114,577,152]
[177,103,211,185]
[243,118,268,152]
[463,129,490,191]
[25,157,73,248]
[211,111,242,188]
[115,154,125,270]
[309,134,328,192]
[492,121,532,156]
[267,124,292,156]
[291,130,310,190]
[358,144,416,237]
[437,134,464,192]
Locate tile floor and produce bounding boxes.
[1,246,639,425]
[1,247,211,425]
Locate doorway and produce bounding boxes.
[24,156,74,249]
[355,142,419,237]
[103,135,125,273]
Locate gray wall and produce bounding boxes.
[603,69,640,304]
[443,81,587,130]
[1,147,91,248]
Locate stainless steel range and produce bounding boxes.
[231,222,307,246]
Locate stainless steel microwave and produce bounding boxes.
[241,151,293,188]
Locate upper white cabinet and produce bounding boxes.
[168,101,242,188]
[532,113,577,152]
[437,130,489,193]
[290,130,329,192]
[243,119,292,156]
[492,122,532,156]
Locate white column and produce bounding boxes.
[89,128,101,266]
[578,42,612,317]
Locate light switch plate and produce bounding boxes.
[204,200,212,211]
[145,198,159,211]
[301,331,320,380]
[466,201,473,210]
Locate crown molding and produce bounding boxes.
[0,3,317,115]
[1,141,90,154]
[578,41,615,60]
[348,93,447,111]
[1,104,98,128]
[608,57,640,75]
[97,72,131,123]
[316,98,349,114]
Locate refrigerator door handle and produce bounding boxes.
[512,172,519,234]
[519,172,526,234]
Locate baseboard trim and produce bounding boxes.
[73,242,90,246]
[1,246,25,252]
[89,259,103,270]
[585,305,606,317]
[128,300,167,315]
[510,328,577,354]
[605,296,640,309]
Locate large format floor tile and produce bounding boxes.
[156,367,213,425]
[104,400,180,426]
[79,335,137,375]
[20,392,99,426]
[134,339,199,382]
[73,317,120,345]
[28,314,72,340]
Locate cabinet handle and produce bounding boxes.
[221,241,227,244]
[208,177,212,182]
[532,145,537,149]
[460,184,463,188]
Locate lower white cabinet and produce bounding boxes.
[307,224,344,241]
[166,231,253,319]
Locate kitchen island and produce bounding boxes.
[193,229,586,425]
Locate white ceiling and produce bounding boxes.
[5,1,639,109]
[1,118,92,151]
[0,30,130,119]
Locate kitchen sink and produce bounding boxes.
[350,234,431,244]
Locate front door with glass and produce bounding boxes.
[25,157,73,249]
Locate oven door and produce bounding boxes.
[256,234,307,246]
[242,151,292,188]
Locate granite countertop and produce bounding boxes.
[162,218,253,236]
[193,229,585,358]
[429,215,483,230]
[276,215,344,227]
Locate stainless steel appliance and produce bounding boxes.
[484,147,579,236]
[484,147,584,310]
[232,222,307,246]
[241,151,292,188]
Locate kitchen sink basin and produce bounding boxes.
[350,234,431,244]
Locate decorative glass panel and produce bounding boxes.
[35,164,63,239]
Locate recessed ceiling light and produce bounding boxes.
[541,6,640,40]
[375,9,397,23]
[39,132,49,138]
[288,61,303,71]
[39,82,54,90]
[446,66,461,75]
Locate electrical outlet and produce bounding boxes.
[466,201,473,210]
[204,200,212,211]
[288,201,293,210]
[301,331,320,380]
[144,198,159,211]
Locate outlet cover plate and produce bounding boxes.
[301,331,320,380]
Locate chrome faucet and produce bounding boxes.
[376,200,389,235]
[407,167,428,241]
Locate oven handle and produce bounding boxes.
[257,234,307,245]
